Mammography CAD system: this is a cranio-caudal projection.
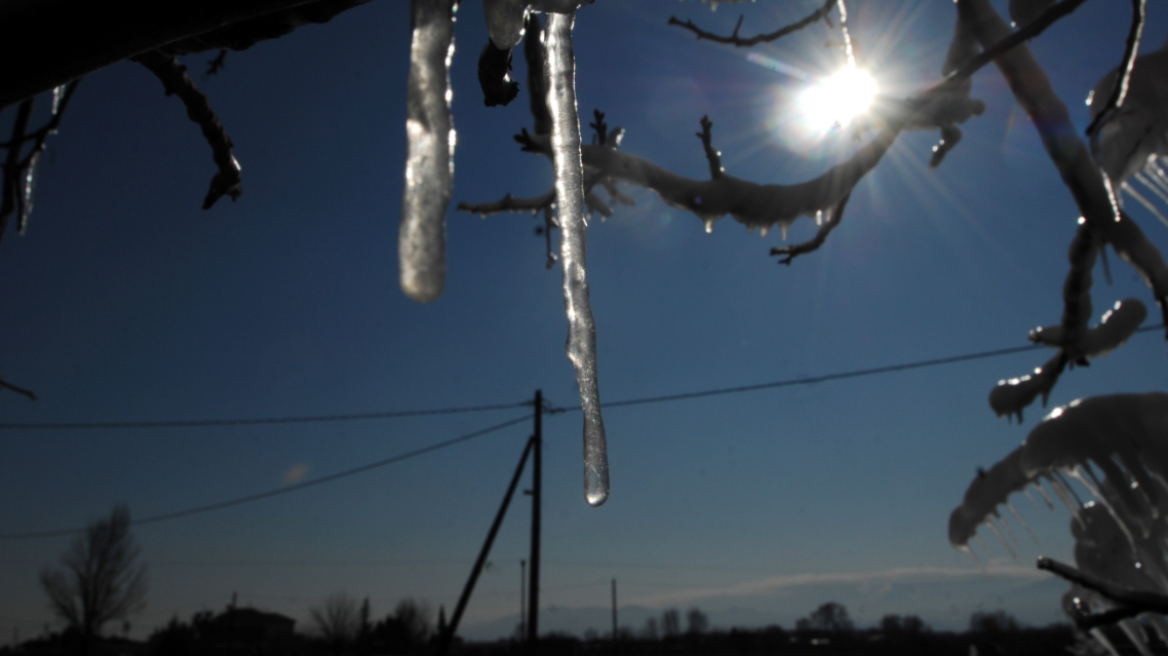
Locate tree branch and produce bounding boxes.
[958,0,1168,342]
[771,193,850,264]
[0,0,370,111]
[1039,557,1168,626]
[134,51,242,209]
[667,0,838,48]
[1085,0,1145,138]
[0,376,37,401]
[696,116,723,180]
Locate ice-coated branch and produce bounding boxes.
[1085,0,1145,138]
[9,81,80,236]
[0,99,33,245]
[958,0,1168,340]
[988,351,1067,422]
[134,51,242,210]
[545,11,609,507]
[667,0,838,48]
[516,121,898,239]
[1040,557,1168,618]
[399,0,457,304]
[948,0,1091,82]
[771,194,850,265]
[458,191,556,216]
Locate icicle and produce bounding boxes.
[18,151,41,235]
[50,85,65,118]
[1091,628,1124,656]
[1118,618,1155,656]
[960,544,984,569]
[544,11,608,506]
[984,519,1018,559]
[1033,481,1057,511]
[975,534,989,551]
[1006,501,1041,548]
[995,512,1023,549]
[400,0,457,304]
[1125,179,1168,228]
[1132,172,1168,205]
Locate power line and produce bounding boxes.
[0,413,532,540]
[0,400,532,430]
[548,324,1166,413]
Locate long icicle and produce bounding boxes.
[400,0,456,304]
[545,10,609,506]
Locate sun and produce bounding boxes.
[799,67,878,133]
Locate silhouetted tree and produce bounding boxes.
[881,614,929,634]
[640,617,658,641]
[309,592,360,654]
[39,504,147,654]
[686,608,709,636]
[370,599,432,655]
[970,610,1020,634]
[660,609,681,638]
[796,602,854,633]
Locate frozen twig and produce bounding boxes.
[1085,0,1145,138]
[458,191,556,215]
[0,99,33,244]
[771,194,850,265]
[478,40,520,107]
[399,0,457,304]
[1040,557,1168,624]
[667,0,838,48]
[205,50,228,77]
[134,51,242,210]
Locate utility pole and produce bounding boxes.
[527,390,542,653]
[437,435,535,656]
[611,578,618,644]
[520,559,527,641]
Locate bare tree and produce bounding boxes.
[686,608,708,636]
[660,608,680,638]
[309,592,361,651]
[38,504,147,648]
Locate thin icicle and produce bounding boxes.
[1033,481,1057,511]
[18,151,41,234]
[984,519,1018,559]
[1118,618,1155,656]
[995,512,1023,549]
[837,0,857,69]
[544,11,608,506]
[1091,628,1124,656]
[1125,179,1168,228]
[1006,501,1041,548]
[51,85,65,117]
[400,0,456,304]
[1023,487,1046,513]
[1133,171,1168,204]
[1048,474,1085,528]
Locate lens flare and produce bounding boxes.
[799,68,878,133]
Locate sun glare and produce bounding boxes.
[799,67,878,133]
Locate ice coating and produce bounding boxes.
[1089,48,1168,185]
[952,394,1168,600]
[989,298,1147,422]
[483,0,526,49]
[19,151,40,234]
[400,0,456,304]
[544,11,608,507]
[1028,298,1147,357]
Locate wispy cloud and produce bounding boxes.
[625,565,1050,608]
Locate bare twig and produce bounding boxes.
[696,116,723,180]
[1085,0,1145,138]
[0,376,37,401]
[948,0,1091,82]
[667,0,838,48]
[134,50,242,210]
[205,49,228,77]
[771,193,850,264]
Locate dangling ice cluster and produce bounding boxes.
[399,0,607,504]
[951,393,1168,655]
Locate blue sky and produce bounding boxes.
[2,0,1168,642]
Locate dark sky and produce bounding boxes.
[2,0,1167,642]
